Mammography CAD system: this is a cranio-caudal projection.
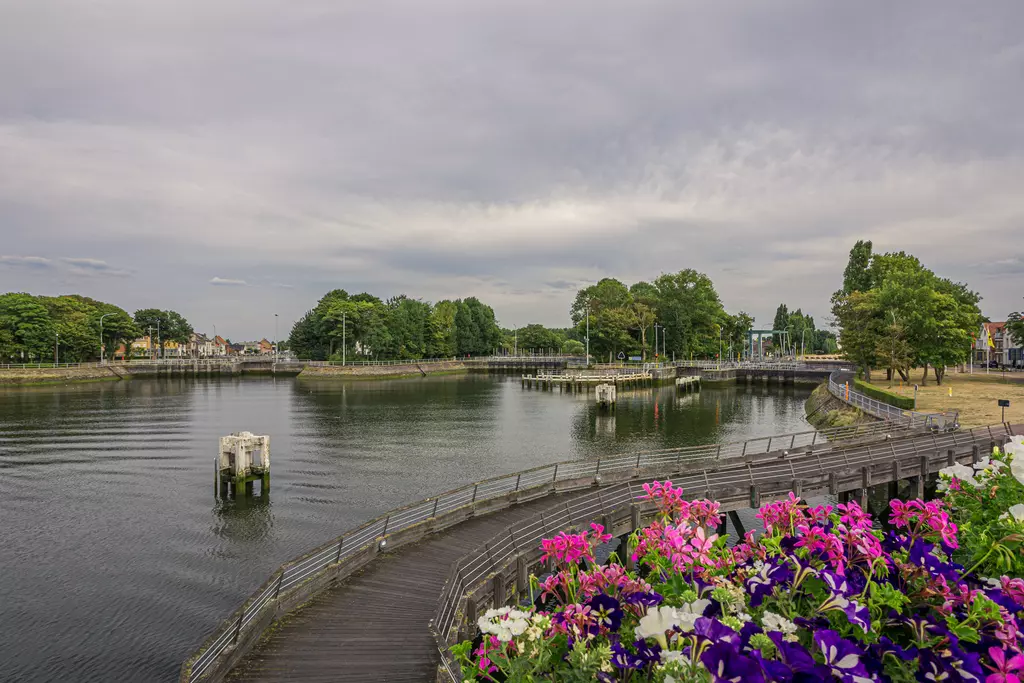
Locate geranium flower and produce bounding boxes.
[983,647,1024,683]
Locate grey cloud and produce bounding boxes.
[0,255,53,269]
[209,277,248,286]
[0,0,1022,337]
[58,257,133,277]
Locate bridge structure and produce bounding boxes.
[177,370,1000,683]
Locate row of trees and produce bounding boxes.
[832,240,982,385]
[288,290,503,360]
[568,270,754,362]
[0,293,194,363]
[771,304,838,355]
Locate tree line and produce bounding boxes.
[770,304,838,355]
[0,292,194,363]
[831,240,982,385]
[568,270,754,362]
[288,289,503,360]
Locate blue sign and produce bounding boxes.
[629,356,642,361]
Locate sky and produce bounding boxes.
[1,1,1022,341]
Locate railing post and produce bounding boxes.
[471,485,478,503]
[514,473,521,491]
[381,515,390,537]
[432,497,439,518]
[552,464,558,482]
[947,449,955,466]
[750,485,760,508]
[972,444,980,464]
[232,611,244,644]
[273,571,285,600]
[335,537,344,563]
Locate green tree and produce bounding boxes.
[1007,312,1024,351]
[428,300,458,357]
[650,270,725,359]
[773,304,789,348]
[0,293,53,361]
[841,239,874,294]
[561,339,585,355]
[133,308,193,357]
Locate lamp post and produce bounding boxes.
[274,314,279,361]
[342,312,346,366]
[585,304,590,367]
[99,313,114,364]
[653,323,659,361]
[514,326,517,356]
[800,327,806,360]
[54,332,59,365]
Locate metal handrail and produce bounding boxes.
[826,369,958,429]
[178,414,934,682]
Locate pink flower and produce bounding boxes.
[984,646,1024,683]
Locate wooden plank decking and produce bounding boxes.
[227,493,571,683]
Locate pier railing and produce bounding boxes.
[179,416,934,683]
[827,370,957,429]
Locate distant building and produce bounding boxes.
[974,322,1022,367]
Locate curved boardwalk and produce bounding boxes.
[227,493,571,683]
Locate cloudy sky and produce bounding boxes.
[1,1,1022,340]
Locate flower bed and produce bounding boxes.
[452,436,1024,682]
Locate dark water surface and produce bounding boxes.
[0,375,812,682]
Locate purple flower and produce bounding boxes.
[768,632,821,675]
[700,641,765,683]
[694,616,741,649]
[813,630,872,682]
[624,590,663,607]
[817,589,871,633]
[747,558,792,607]
[587,593,623,632]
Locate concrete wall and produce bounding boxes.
[298,361,467,380]
[0,366,123,385]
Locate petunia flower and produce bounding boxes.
[813,630,872,682]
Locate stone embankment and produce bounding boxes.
[804,382,878,429]
[297,361,467,380]
[0,365,125,386]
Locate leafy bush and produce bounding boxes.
[453,476,1024,682]
[854,379,916,410]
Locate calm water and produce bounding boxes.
[0,375,813,682]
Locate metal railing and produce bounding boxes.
[179,416,931,682]
[827,370,957,429]
[430,423,1015,679]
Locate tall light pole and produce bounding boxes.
[585,304,590,366]
[800,327,806,359]
[514,326,517,356]
[653,323,659,361]
[99,313,114,364]
[342,312,346,366]
[274,314,279,361]
[55,332,59,365]
[157,320,161,360]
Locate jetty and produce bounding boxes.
[521,371,653,390]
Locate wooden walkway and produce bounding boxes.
[226,493,571,683]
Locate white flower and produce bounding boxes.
[636,606,682,646]
[762,611,798,636]
[661,650,685,664]
[1009,504,1024,522]
[1005,436,1024,457]
[1011,455,1024,486]
[982,577,1002,588]
[478,607,530,643]
[735,612,752,623]
[675,599,712,633]
[938,463,979,489]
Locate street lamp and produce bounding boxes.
[586,304,593,366]
[54,332,59,365]
[274,314,279,361]
[99,313,114,364]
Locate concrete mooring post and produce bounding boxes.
[217,431,270,498]
[596,383,616,410]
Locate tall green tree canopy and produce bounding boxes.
[569,269,742,361]
[288,289,502,360]
[831,244,981,384]
[0,293,138,362]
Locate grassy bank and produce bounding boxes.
[865,370,1023,426]
[804,383,875,429]
[0,366,125,386]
